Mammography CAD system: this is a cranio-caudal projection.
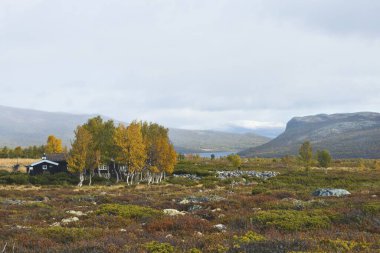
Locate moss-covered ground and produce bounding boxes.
[0,158,379,252]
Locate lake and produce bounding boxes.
[190,151,236,158]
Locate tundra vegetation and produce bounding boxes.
[0,152,379,252]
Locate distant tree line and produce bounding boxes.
[0,135,65,159]
[67,116,177,187]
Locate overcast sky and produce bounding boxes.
[1,0,379,132]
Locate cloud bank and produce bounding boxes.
[0,0,379,132]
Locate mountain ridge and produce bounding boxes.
[239,112,380,159]
[0,105,270,152]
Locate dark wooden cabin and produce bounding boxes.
[27,153,68,175]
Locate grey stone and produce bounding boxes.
[313,188,351,197]
[213,224,227,231]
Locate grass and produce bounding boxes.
[0,158,379,252]
[0,158,38,172]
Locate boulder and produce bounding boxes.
[213,224,227,231]
[61,217,79,224]
[66,210,86,216]
[188,205,203,212]
[163,209,186,216]
[313,188,351,197]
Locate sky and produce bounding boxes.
[1,0,380,133]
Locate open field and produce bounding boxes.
[0,158,379,252]
[0,158,38,173]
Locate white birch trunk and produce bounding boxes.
[78,172,84,187]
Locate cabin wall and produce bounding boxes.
[28,161,68,176]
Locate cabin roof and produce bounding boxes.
[46,153,67,162]
[30,160,59,167]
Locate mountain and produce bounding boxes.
[169,129,270,153]
[239,112,380,159]
[0,105,270,152]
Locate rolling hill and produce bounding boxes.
[239,112,380,159]
[0,105,270,152]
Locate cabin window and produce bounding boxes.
[42,165,48,170]
[99,165,108,171]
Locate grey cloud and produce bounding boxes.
[260,0,380,37]
[0,0,379,131]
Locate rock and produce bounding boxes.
[15,225,31,229]
[66,210,86,216]
[50,222,61,227]
[163,209,186,216]
[195,231,203,237]
[61,217,79,224]
[188,205,203,212]
[179,199,190,204]
[179,195,224,205]
[216,170,279,180]
[371,195,377,198]
[173,174,201,180]
[2,199,25,205]
[313,188,351,197]
[213,224,227,231]
[208,195,226,202]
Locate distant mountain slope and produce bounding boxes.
[0,105,92,147]
[169,129,270,153]
[239,112,380,159]
[0,105,270,152]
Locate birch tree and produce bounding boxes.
[67,126,92,187]
[45,135,63,153]
[114,122,146,185]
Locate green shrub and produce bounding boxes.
[324,239,370,251]
[29,172,78,185]
[35,227,101,243]
[188,248,202,253]
[362,202,380,215]
[0,172,29,184]
[252,210,331,231]
[200,176,219,189]
[144,241,175,253]
[167,177,198,186]
[25,202,51,209]
[233,231,266,248]
[96,204,162,220]
[251,186,267,195]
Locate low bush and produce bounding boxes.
[251,210,331,231]
[29,172,78,185]
[251,186,268,195]
[143,241,175,253]
[233,231,266,248]
[166,177,199,186]
[96,204,162,220]
[146,215,212,233]
[323,238,370,252]
[35,227,102,243]
[361,202,380,215]
[0,172,78,185]
[200,176,219,189]
[0,172,29,184]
